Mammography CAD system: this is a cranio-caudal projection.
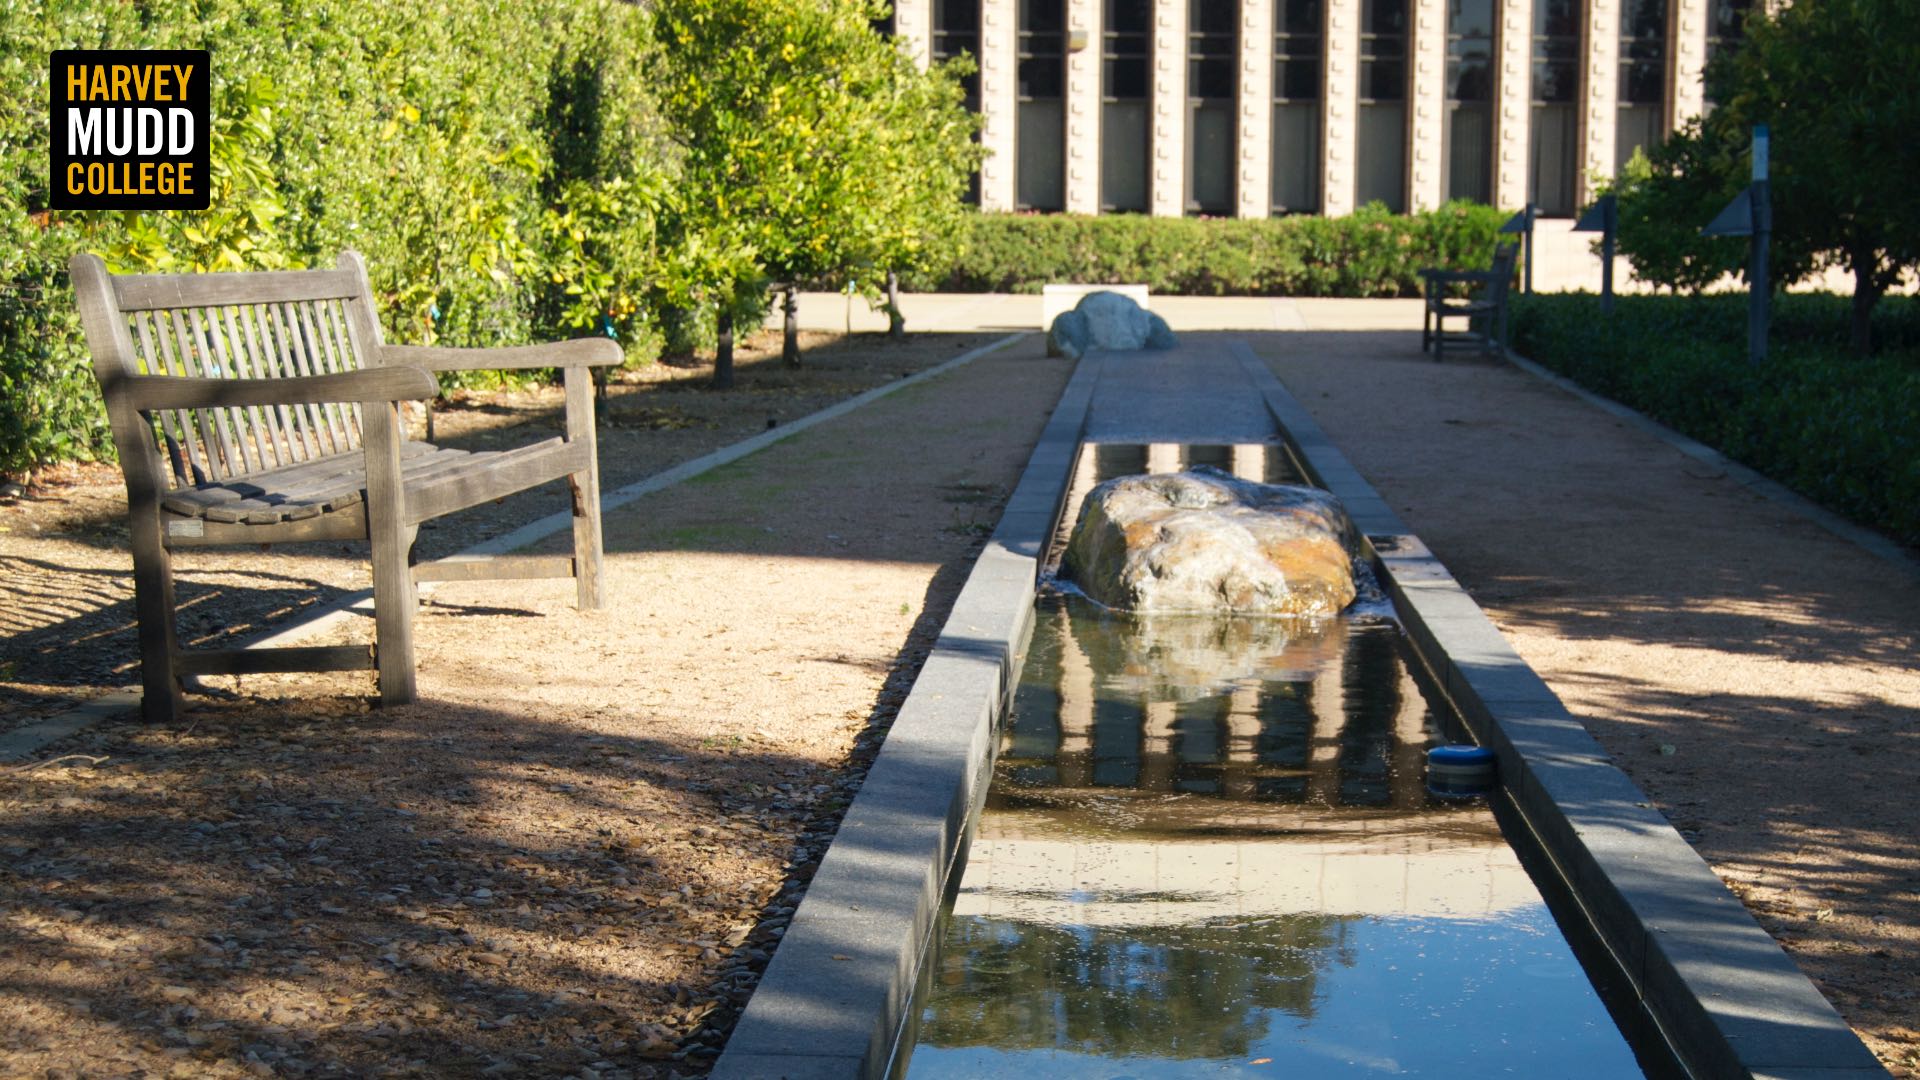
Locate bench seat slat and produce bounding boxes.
[158,437,581,527]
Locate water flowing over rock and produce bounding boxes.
[1064,466,1356,617]
[1047,291,1178,359]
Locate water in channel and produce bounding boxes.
[899,444,1647,1078]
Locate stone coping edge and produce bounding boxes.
[0,333,1030,765]
[1231,341,1888,1080]
[710,352,1103,1079]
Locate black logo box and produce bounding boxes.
[50,49,211,211]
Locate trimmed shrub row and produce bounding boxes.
[908,203,1510,297]
[1509,293,1920,549]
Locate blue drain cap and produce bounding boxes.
[1427,744,1497,796]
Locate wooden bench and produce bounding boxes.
[71,251,621,722]
[1418,242,1517,360]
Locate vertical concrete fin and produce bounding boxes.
[1671,0,1708,127]
[1410,0,1448,209]
[980,0,1020,210]
[1322,0,1361,215]
[1238,0,1276,218]
[1067,0,1104,213]
[1582,0,1622,204]
[895,0,934,69]
[1151,0,1188,216]
[1495,0,1534,209]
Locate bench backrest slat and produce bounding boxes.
[109,267,360,312]
[83,258,377,490]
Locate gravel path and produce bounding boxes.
[0,334,1069,1078]
[1240,329,1920,1077]
[0,330,994,731]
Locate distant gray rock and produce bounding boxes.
[1145,312,1177,349]
[1046,290,1178,357]
[1047,308,1091,359]
[1064,466,1356,617]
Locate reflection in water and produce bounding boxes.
[904,593,1646,1078]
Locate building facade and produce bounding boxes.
[886,0,1756,218]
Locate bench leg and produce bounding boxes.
[564,369,604,611]
[129,516,185,723]
[364,401,417,706]
[371,518,418,706]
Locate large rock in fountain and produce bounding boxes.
[1064,466,1356,617]
[1047,291,1178,359]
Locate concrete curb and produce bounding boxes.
[0,333,1029,764]
[1500,346,1920,582]
[1233,342,1889,1080]
[711,354,1103,1079]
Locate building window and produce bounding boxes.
[1273,0,1323,213]
[1529,0,1579,215]
[1616,0,1665,173]
[1703,0,1750,106]
[1444,0,1495,203]
[1019,0,1068,210]
[1103,0,1152,211]
[935,0,982,204]
[1358,0,1409,212]
[1188,1,1237,214]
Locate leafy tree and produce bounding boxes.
[1614,0,1920,352]
[1606,135,1748,295]
[646,0,979,383]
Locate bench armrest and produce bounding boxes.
[380,338,622,373]
[119,367,438,412]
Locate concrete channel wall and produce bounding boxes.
[711,354,1102,1078]
[715,344,1889,1080]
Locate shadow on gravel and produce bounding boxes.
[0,696,843,1078]
[0,516,1003,1080]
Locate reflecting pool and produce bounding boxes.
[902,588,1647,1077]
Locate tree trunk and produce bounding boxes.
[1849,250,1881,355]
[782,286,801,368]
[713,306,735,390]
[886,270,904,340]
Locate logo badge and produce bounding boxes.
[49,50,211,211]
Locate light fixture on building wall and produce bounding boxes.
[1068,27,1090,51]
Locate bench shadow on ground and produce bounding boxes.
[0,532,979,1076]
[0,553,361,712]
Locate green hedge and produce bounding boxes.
[1,0,662,477]
[910,202,1509,297]
[1510,293,1920,549]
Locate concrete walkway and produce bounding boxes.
[1083,347,1278,443]
[773,292,1422,334]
